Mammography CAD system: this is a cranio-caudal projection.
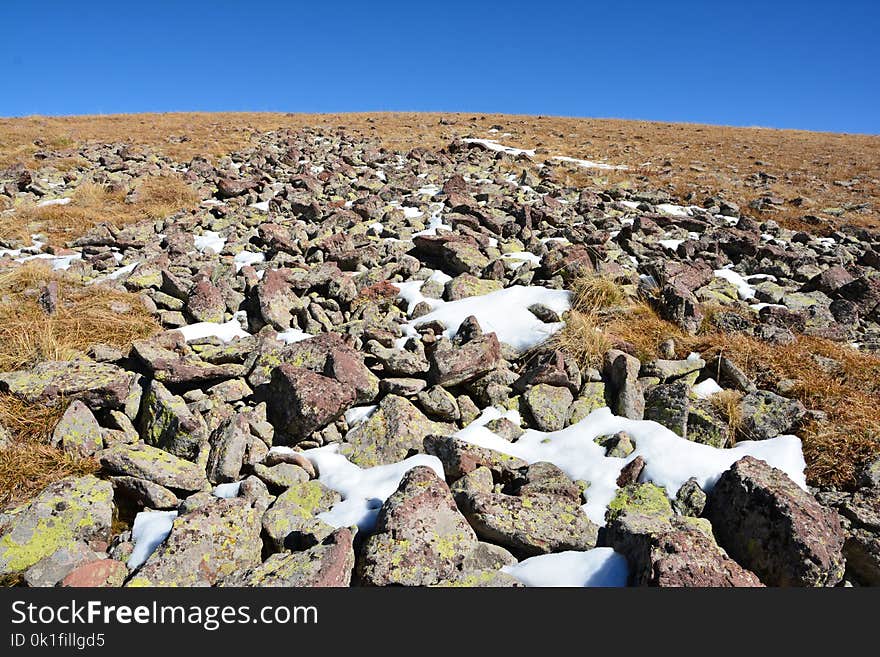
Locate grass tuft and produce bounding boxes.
[0,262,161,372]
[0,175,199,246]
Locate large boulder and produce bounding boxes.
[840,487,880,585]
[357,466,481,586]
[427,334,501,387]
[605,483,762,587]
[737,391,806,441]
[139,379,208,461]
[50,400,104,457]
[223,528,355,587]
[340,395,445,468]
[705,456,845,586]
[458,488,597,557]
[99,443,208,493]
[127,498,263,586]
[266,365,355,443]
[0,360,135,410]
[261,480,339,551]
[0,476,113,577]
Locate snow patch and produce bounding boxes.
[397,284,571,352]
[128,510,177,569]
[502,548,629,587]
[454,406,805,526]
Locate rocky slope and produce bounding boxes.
[0,127,877,587]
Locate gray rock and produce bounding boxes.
[0,476,113,577]
[523,384,573,431]
[127,498,263,586]
[51,400,104,458]
[358,466,481,586]
[223,528,355,587]
[605,483,762,587]
[100,443,208,493]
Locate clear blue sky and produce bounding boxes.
[2,1,878,134]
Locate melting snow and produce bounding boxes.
[714,267,756,300]
[213,482,242,499]
[502,548,629,587]
[193,231,226,253]
[501,251,542,268]
[344,405,379,428]
[692,378,724,399]
[397,284,571,352]
[553,156,628,171]
[175,317,250,343]
[36,197,71,207]
[275,445,446,532]
[128,510,177,569]
[276,327,313,344]
[454,406,805,526]
[462,138,536,157]
[233,250,265,272]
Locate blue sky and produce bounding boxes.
[2,1,878,133]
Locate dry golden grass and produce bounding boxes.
[553,311,613,370]
[0,262,161,371]
[0,175,199,246]
[0,264,158,508]
[555,274,880,488]
[0,394,98,509]
[709,389,745,440]
[2,112,877,233]
[570,274,628,313]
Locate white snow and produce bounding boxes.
[193,231,226,253]
[462,138,536,157]
[344,405,378,428]
[233,250,265,272]
[401,206,423,219]
[657,203,694,217]
[276,327,313,344]
[284,445,445,531]
[128,510,178,569]
[36,197,71,207]
[658,239,684,251]
[553,156,628,171]
[502,548,629,587]
[213,482,242,499]
[619,200,641,210]
[714,267,756,300]
[454,406,806,526]
[16,252,82,271]
[692,378,724,399]
[418,184,441,196]
[501,251,542,268]
[397,284,572,352]
[411,208,452,237]
[175,317,250,343]
[88,262,137,285]
[251,200,270,212]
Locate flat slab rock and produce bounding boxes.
[0,360,135,410]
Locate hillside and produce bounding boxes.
[0,113,878,587]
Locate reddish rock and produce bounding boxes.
[706,456,846,586]
[61,559,128,588]
[266,365,355,442]
[185,278,226,323]
[428,333,501,387]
